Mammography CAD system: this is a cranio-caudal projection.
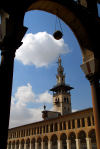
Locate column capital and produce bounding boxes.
[86,73,99,85]
[66,140,71,143]
[86,138,91,141]
[0,36,22,56]
[75,139,80,142]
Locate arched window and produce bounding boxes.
[72,120,75,129]
[63,121,66,130]
[37,127,39,134]
[46,125,48,133]
[43,126,45,133]
[82,118,85,127]
[50,124,53,132]
[87,117,91,126]
[54,123,57,131]
[77,119,80,128]
[68,121,71,129]
[92,116,94,125]
[34,128,36,135]
[60,122,62,130]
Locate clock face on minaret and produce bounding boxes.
[49,55,74,116]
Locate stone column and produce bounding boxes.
[66,140,71,149]
[57,140,62,149]
[41,141,45,149]
[75,139,80,149]
[19,143,21,149]
[81,59,100,149]
[24,142,26,149]
[35,143,39,149]
[0,14,27,149]
[86,138,92,149]
[11,144,13,149]
[30,142,32,149]
[15,144,17,149]
[48,141,52,149]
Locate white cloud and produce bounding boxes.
[15,83,35,103]
[15,32,70,67]
[9,83,52,128]
[36,90,53,103]
[72,109,78,112]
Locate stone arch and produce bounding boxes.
[43,136,48,146]
[50,134,58,146]
[60,133,67,145]
[12,140,15,145]
[16,140,19,148]
[37,136,42,146]
[78,130,86,143]
[68,132,76,145]
[31,138,35,147]
[88,129,96,143]
[21,139,25,149]
[25,0,94,63]
[26,138,30,148]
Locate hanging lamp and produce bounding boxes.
[53,9,63,40]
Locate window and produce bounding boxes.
[63,121,66,130]
[68,121,71,129]
[50,124,53,132]
[46,125,48,133]
[64,97,68,103]
[43,126,45,133]
[92,116,94,125]
[82,118,85,127]
[72,120,75,129]
[37,127,39,134]
[87,117,91,126]
[77,119,80,128]
[54,123,57,131]
[60,122,62,130]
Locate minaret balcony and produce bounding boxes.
[53,91,70,96]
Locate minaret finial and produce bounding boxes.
[58,54,61,66]
[44,103,46,110]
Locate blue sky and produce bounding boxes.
[8,4,100,128]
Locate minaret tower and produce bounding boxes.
[50,55,74,115]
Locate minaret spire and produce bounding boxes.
[56,55,65,85]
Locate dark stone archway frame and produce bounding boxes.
[0,1,100,149]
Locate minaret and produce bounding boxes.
[50,55,74,115]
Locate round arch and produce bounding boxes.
[60,133,67,146]
[88,129,96,143]
[31,138,35,147]
[68,132,76,145]
[25,0,95,63]
[50,134,58,146]
[37,136,42,146]
[78,130,86,143]
[26,138,30,148]
[43,136,48,146]
[21,139,25,149]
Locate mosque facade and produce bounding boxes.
[7,56,97,149]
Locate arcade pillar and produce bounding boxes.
[81,58,100,149]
